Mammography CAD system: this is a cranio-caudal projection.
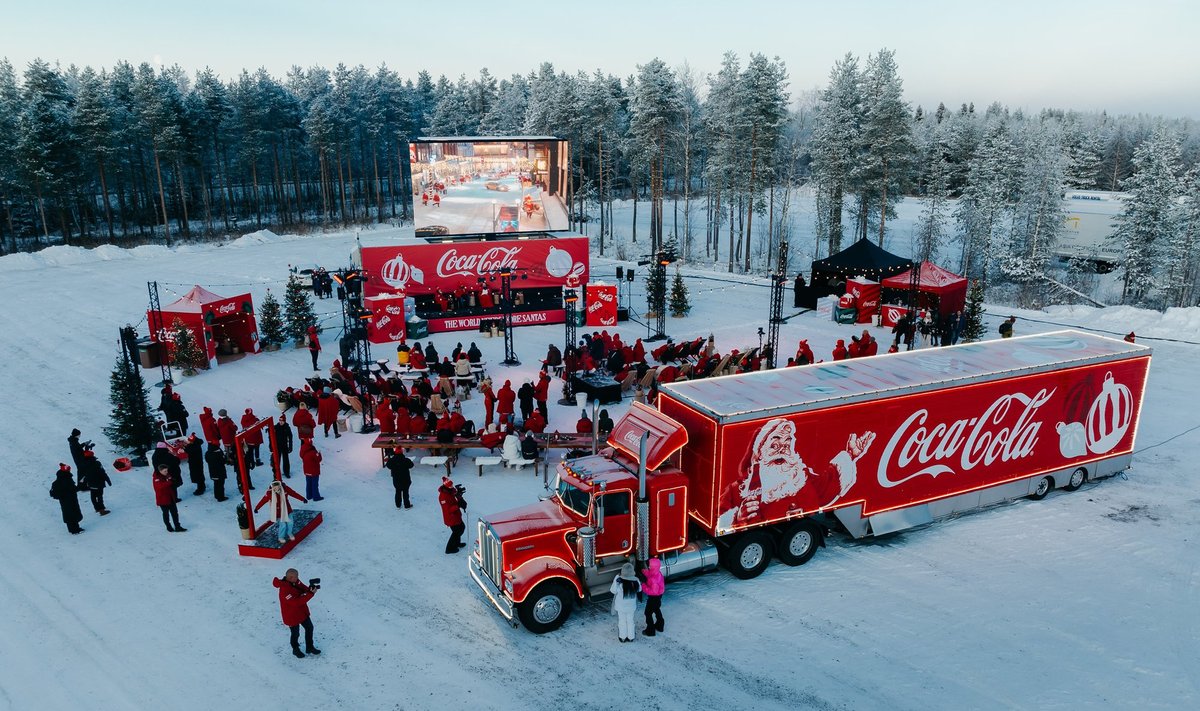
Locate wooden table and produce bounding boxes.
[371,432,594,467]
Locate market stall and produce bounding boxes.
[880,261,969,316]
[148,285,260,368]
[810,238,914,295]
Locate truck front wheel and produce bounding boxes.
[517,581,573,634]
[721,531,773,579]
[776,520,822,566]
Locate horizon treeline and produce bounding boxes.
[0,53,1197,306]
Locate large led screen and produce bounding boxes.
[410,138,570,236]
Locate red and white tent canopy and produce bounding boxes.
[880,261,968,315]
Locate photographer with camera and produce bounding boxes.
[272,568,321,658]
[437,476,467,554]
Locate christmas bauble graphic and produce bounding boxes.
[1085,372,1133,454]
[1056,421,1087,458]
[545,247,573,278]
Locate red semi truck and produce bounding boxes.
[469,331,1151,632]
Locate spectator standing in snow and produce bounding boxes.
[240,408,264,465]
[151,442,183,502]
[316,388,340,439]
[67,428,86,479]
[386,448,413,509]
[216,409,238,464]
[641,557,666,636]
[610,562,641,642]
[255,480,307,544]
[292,402,316,441]
[438,476,467,554]
[184,433,205,496]
[300,439,324,502]
[307,326,321,371]
[50,464,84,534]
[153,465,186,532]
[205,443,229,502]
[273,414,294,478]
[79,450,112,515]
[273,569,321,658]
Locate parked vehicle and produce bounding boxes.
[485,181,510,192]
[470,331,1151,632]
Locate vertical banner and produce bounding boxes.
[586,283,618,327]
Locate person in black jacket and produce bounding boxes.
[151,442,183,503]
[517,382,535,422]
[597,409,615,437]
[386,448,413,509]
[67,428,86,480]
[520,431,539,461]
[79,450,112,515]
[205,443,229,502]
[184,433,205,496]
[273,415,294,478]
[51,465,84,534]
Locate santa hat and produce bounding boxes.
[113,458,133,472]
[442,476,454,487]
[83,449,95,458]
[245,408,253,414]
[59,463,70,471]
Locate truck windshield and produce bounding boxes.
[555,478,591,518]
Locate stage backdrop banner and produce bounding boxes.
[585,283,618,326]
[361,236,589,298]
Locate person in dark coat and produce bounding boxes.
[67,428,86,479]
[424,343,439,365]
[184,433,205,496]
[205,443,229,501]
[793,273,807,308]
[520,430,539,461]
[51,465,84,534]
[467,342,483,364]
[386,449,413,509]
[273,415,294,478]
[598,409,615,437]
[307,326,321,371]
[517,382,535,422]
[274,568,320,658]
[153,465,186,532]
[438,477,466,554]
[169,392,190,433]
[151,442,183,502]
[79,450,112,515]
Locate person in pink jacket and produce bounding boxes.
[642,557,666,636]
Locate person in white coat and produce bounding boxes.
[610,562,641,642]
[254,480,307,543]
[502,432,523,467]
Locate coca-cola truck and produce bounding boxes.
[469,331,1151,632]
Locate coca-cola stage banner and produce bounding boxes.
[660,356,1150,534]
[425,308,565,333]
[365,294,407,344]
[361,237,589,298]
[586,283,617,327]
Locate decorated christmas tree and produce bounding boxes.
[669,265,691,317]
[961,280,986,343]
[258,289,286,348]
[645,263,667,317]
[170,318,205,374]
[103,353,156,454]
[284,275,317,344]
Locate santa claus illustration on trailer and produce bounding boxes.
[717,419,876,530]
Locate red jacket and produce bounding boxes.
[316,394,339,426]
[409,351,426,369]
[576,417,592,434]
[240,411,263,444]
[152,472,175,506]
[864,338,878,357]
[832,341,848,361]
[273,577,315,627]
[533,375,550,402]
[436,414,454,432]
[449,411,466,433]
[438,484,464,527]
[299,441,322,476]
[393,411,411,435]
[847,341,862,358]
[497,385,515,415]
[409,413,427,433]
[376,402,395,434]
[199,408,219,443]
[217,416,238,446]
[307,331,321,353]
[292,408,316,434]
[524,411,546,434]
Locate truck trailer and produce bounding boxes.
[469,331,1151,632]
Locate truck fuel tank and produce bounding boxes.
[659,541,719,581]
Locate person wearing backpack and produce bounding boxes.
[999,316,1016,338]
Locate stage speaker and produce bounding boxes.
[617,307,629,322]
[616,266,624,280]
[627,269,635,282]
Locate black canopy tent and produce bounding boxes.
[810,238,915,295]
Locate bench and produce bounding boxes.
[473,455,503,477]
[502,455,535,471]
[419,455,451,478]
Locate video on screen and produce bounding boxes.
[411,138,570,236]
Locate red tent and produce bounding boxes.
[148,285,260,368]
[880,262,968,316]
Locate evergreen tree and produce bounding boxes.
[629,58,682,254]
[170,318,205,373]
[855,49,913,245]
[669,265,691,317]
[1162,167,1200,308]
[915,143,951,262]
[103,353,156,454]
[809,54,863,254]
[284,275,317,342]
[1111,125,1183,305]
[961,280,986,343]
[258,288,286,347]
[955,120,1019,279]
[645,262,668,317]
[1000,121,1068,293]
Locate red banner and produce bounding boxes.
[846,277,880,324]
[361,237,589,298]
[881,304,906,328]
[365,294,407,344]
[660,356,1150,535]
[424,308,566,333]
[585,283,618,326]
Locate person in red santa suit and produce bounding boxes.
[409,347,427,370]
[409,410,428,434]
[292,403,316,441]
[273,568,320,658]
[316,388,340,439]
[863,335,878,357]
[254,479,307,544]
[376,398,396,435]
[533,372,551,419]
[438,476,467,554]
[480,378,496,426]
[847,336,863,359]
[240,408,264,466]
[632,338,646,363]
[496,380,516,422]
[832,339,848,361]
[575,410,593,434]
[795,339,815,366]
[199,406,220,444]
[523,409,547,434]
[717,420,876,530]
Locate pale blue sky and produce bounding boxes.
[4,0,1198,117]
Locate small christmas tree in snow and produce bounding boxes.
[258,289,286,348]
[645,262,668,317]
[669,265,691,317]
[284,275,317,344]
[170,318,205,374]
[961,280,986,343]
[103,354,157,454]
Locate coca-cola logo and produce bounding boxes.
[859,298,879,311]
[376,315,391,328]
[588,301,603,313]
[217,303,237,315]
[385,305,403,315]
[877,387,1055,488]
[437,247,521,278]
[595,290,615,302]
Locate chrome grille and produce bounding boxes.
[479,521,503,586]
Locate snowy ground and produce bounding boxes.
[1,227,1197,710]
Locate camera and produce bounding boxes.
[454,484,466,495]
[308,578,321,590]
[82,440,95,451]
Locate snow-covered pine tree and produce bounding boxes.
[702,52,747,268]
[258,288,286,348]
[915,141,951,262]
[999,121,1068,302]
[284,275,317,343]
[629,58,683,254]
[103,354,157,454]
[961,280,986,343]
[856,49,913,245]
[954,120,1018,281]
[1161,167,1200,308]
[1111,125,1183,305]
[809,53,863,255]
[738,53,789,271]
[170,318,205,374]
[645,262,667,317]
[669,265,691,317]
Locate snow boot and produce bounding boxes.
[165,524,175,532]
[305,645,321,655]
[174,526,187,532]
[292,647,305,658]
[643,628,656,637]
[99,509,111,516]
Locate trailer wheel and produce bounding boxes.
[1064,467,1088,492]
[517,581,573,634]
[1028,476,1054,501]
[722,531,773,580]
[776,520,822,566]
